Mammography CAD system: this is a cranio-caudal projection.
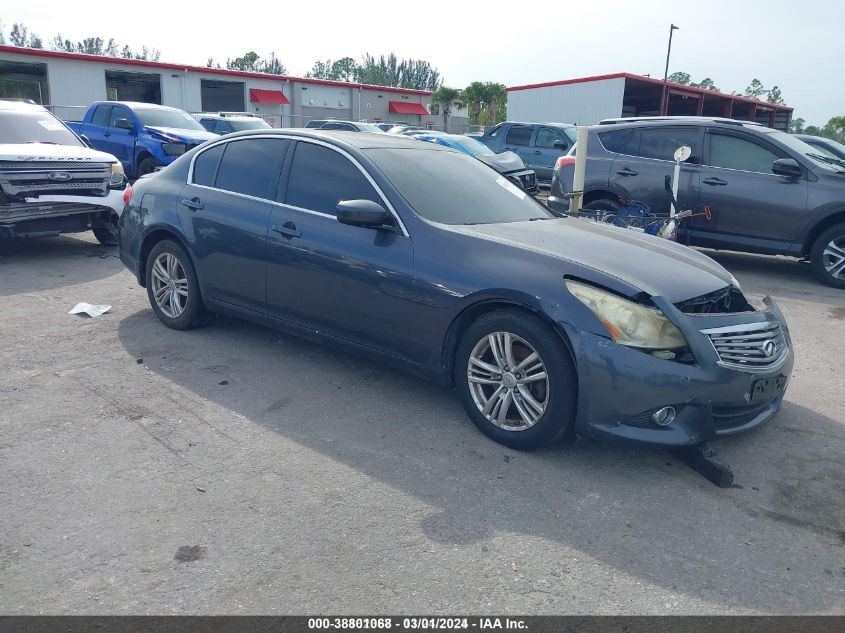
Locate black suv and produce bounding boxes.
[549,117,845,287]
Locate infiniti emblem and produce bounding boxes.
[47,171,73,181]
[761,340,776,358]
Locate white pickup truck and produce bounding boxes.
[0,99,126,244]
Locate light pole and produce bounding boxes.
[662,24,679,116]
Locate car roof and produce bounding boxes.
[0,99,48,112]
[95,101,184,111]
[597,116,766,129]
[219,128,451,151]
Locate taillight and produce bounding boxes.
[123,184,133,205]
[555,156,577,170]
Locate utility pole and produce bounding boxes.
[662,24,679,116]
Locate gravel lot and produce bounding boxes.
[1,232,843,615]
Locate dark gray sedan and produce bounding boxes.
[118,130,793,451]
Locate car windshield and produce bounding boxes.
[765,129,843,171]
[355,123,386,134]
[135,107,206,131]
[366,147,555,225]
[0,111,84,146]
[228,118,271,131]
[452,136,495,157]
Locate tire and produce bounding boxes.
[145,239,207,330]
[810,223,845,289]
[92,219,118,246]
[137,156,157,179]
[582,198,621,222]
[455,309,577,451]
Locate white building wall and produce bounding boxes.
[506,77,626,126]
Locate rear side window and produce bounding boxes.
[597,129,631,153]
[285,142,380,215]
[198,118,215,132]
[192,143,225,187]
[637,127,700,162]
[91,105,111,127]
[708,134,780,173]
[214,119,232,135]
[505,125,533,146]
[214,138,288,198]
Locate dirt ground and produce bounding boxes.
[1,232,843,614]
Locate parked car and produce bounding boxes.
[316,121,386,133]
[118,129,793,451]
[193,112,271,135]
[304,119,328,129]
[413,132,538,193]
[794,134,845,161]
[387,125,425,135]
[474,121,577,182]
[66,102,217,180]
[0,99,125,243]
[373,122,400,132]
[548,116,845,288]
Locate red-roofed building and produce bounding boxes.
[507,73,793,131]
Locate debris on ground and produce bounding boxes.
[68,303,112,318]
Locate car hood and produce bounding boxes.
[145,126,218,144]
[477,150,526,173]
[0,143,118,163]
[453,218,734,302]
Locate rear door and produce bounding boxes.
[608,126,702,213]
[687,129,808,253]
[500,124,534,167]
[529,126,573,181]
[179,137,289,313]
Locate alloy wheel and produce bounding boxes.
[467,331,549,432]
[150,252,189,318]
[822,237,845,281]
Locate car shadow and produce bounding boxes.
[117,307,845,613]
[0,234,121,297]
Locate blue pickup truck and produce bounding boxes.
[473,121,577,183]
[67,102,217,180]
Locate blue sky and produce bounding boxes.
[5,0,840,125]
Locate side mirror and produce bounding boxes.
[114,118,135,131]
[336,199,393,230]
[553,140,568,150]
[79,134,92,147]
[772,158,802,178]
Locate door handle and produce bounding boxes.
[103,131,111,137]
[504,147,516,151]
[532,151,542,155]
[181,197,203,211]
[272,222,301,239]
[702,177,728,186]
[615,168,639,176]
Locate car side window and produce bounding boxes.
[487,123,504,137]
[214,119,232,135]
[198,118,215,132]
[707,133,782,174]
[91,105,111,127]
[597,129,631,153]
[535,127,568,149]
[505,125,533,146]
[214,138,289,199]
[285,142,381,216]
[637,127,700,163]
[192,143,226,187]
[108,105,132,129]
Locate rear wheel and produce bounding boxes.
[137,156,157,179]
[92,216,118,246]
[455,309,577,451]
[810,223,845,288]
[582,198,621,222]
[145,240,207,330]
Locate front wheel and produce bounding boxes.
[137,157,158,179]
[145,240,207,330]
[810,223,845,288]
[455,309,577,450]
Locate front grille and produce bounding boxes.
[11,182,106,192]
[712,402,773,430]
[700,321,788,372]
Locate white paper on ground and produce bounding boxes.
[68,303,112,317]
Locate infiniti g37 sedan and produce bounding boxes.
[118,130,794,450]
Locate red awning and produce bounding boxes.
[388,100,429,115]
[249,89,290,105]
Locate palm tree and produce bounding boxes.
[431,86,463,132]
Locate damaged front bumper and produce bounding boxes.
[561,296,794,447]
[0,188,124,239]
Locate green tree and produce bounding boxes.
[744,78,766,99]
[353,53,440,90]
[668,71,691,85]
[0,21,5,45]
[691,77,719,91]
[227,51,261,72]
[766,85,785,105]
[330,57,356,82]
[10,23,29,47]
[804,125,822,136]
[462,81,506,126]
[789,117,805,134]
[822,116,845,143]
[431,86,463,131]
[306,59,333,79]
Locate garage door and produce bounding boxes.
[301,106,352,127]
